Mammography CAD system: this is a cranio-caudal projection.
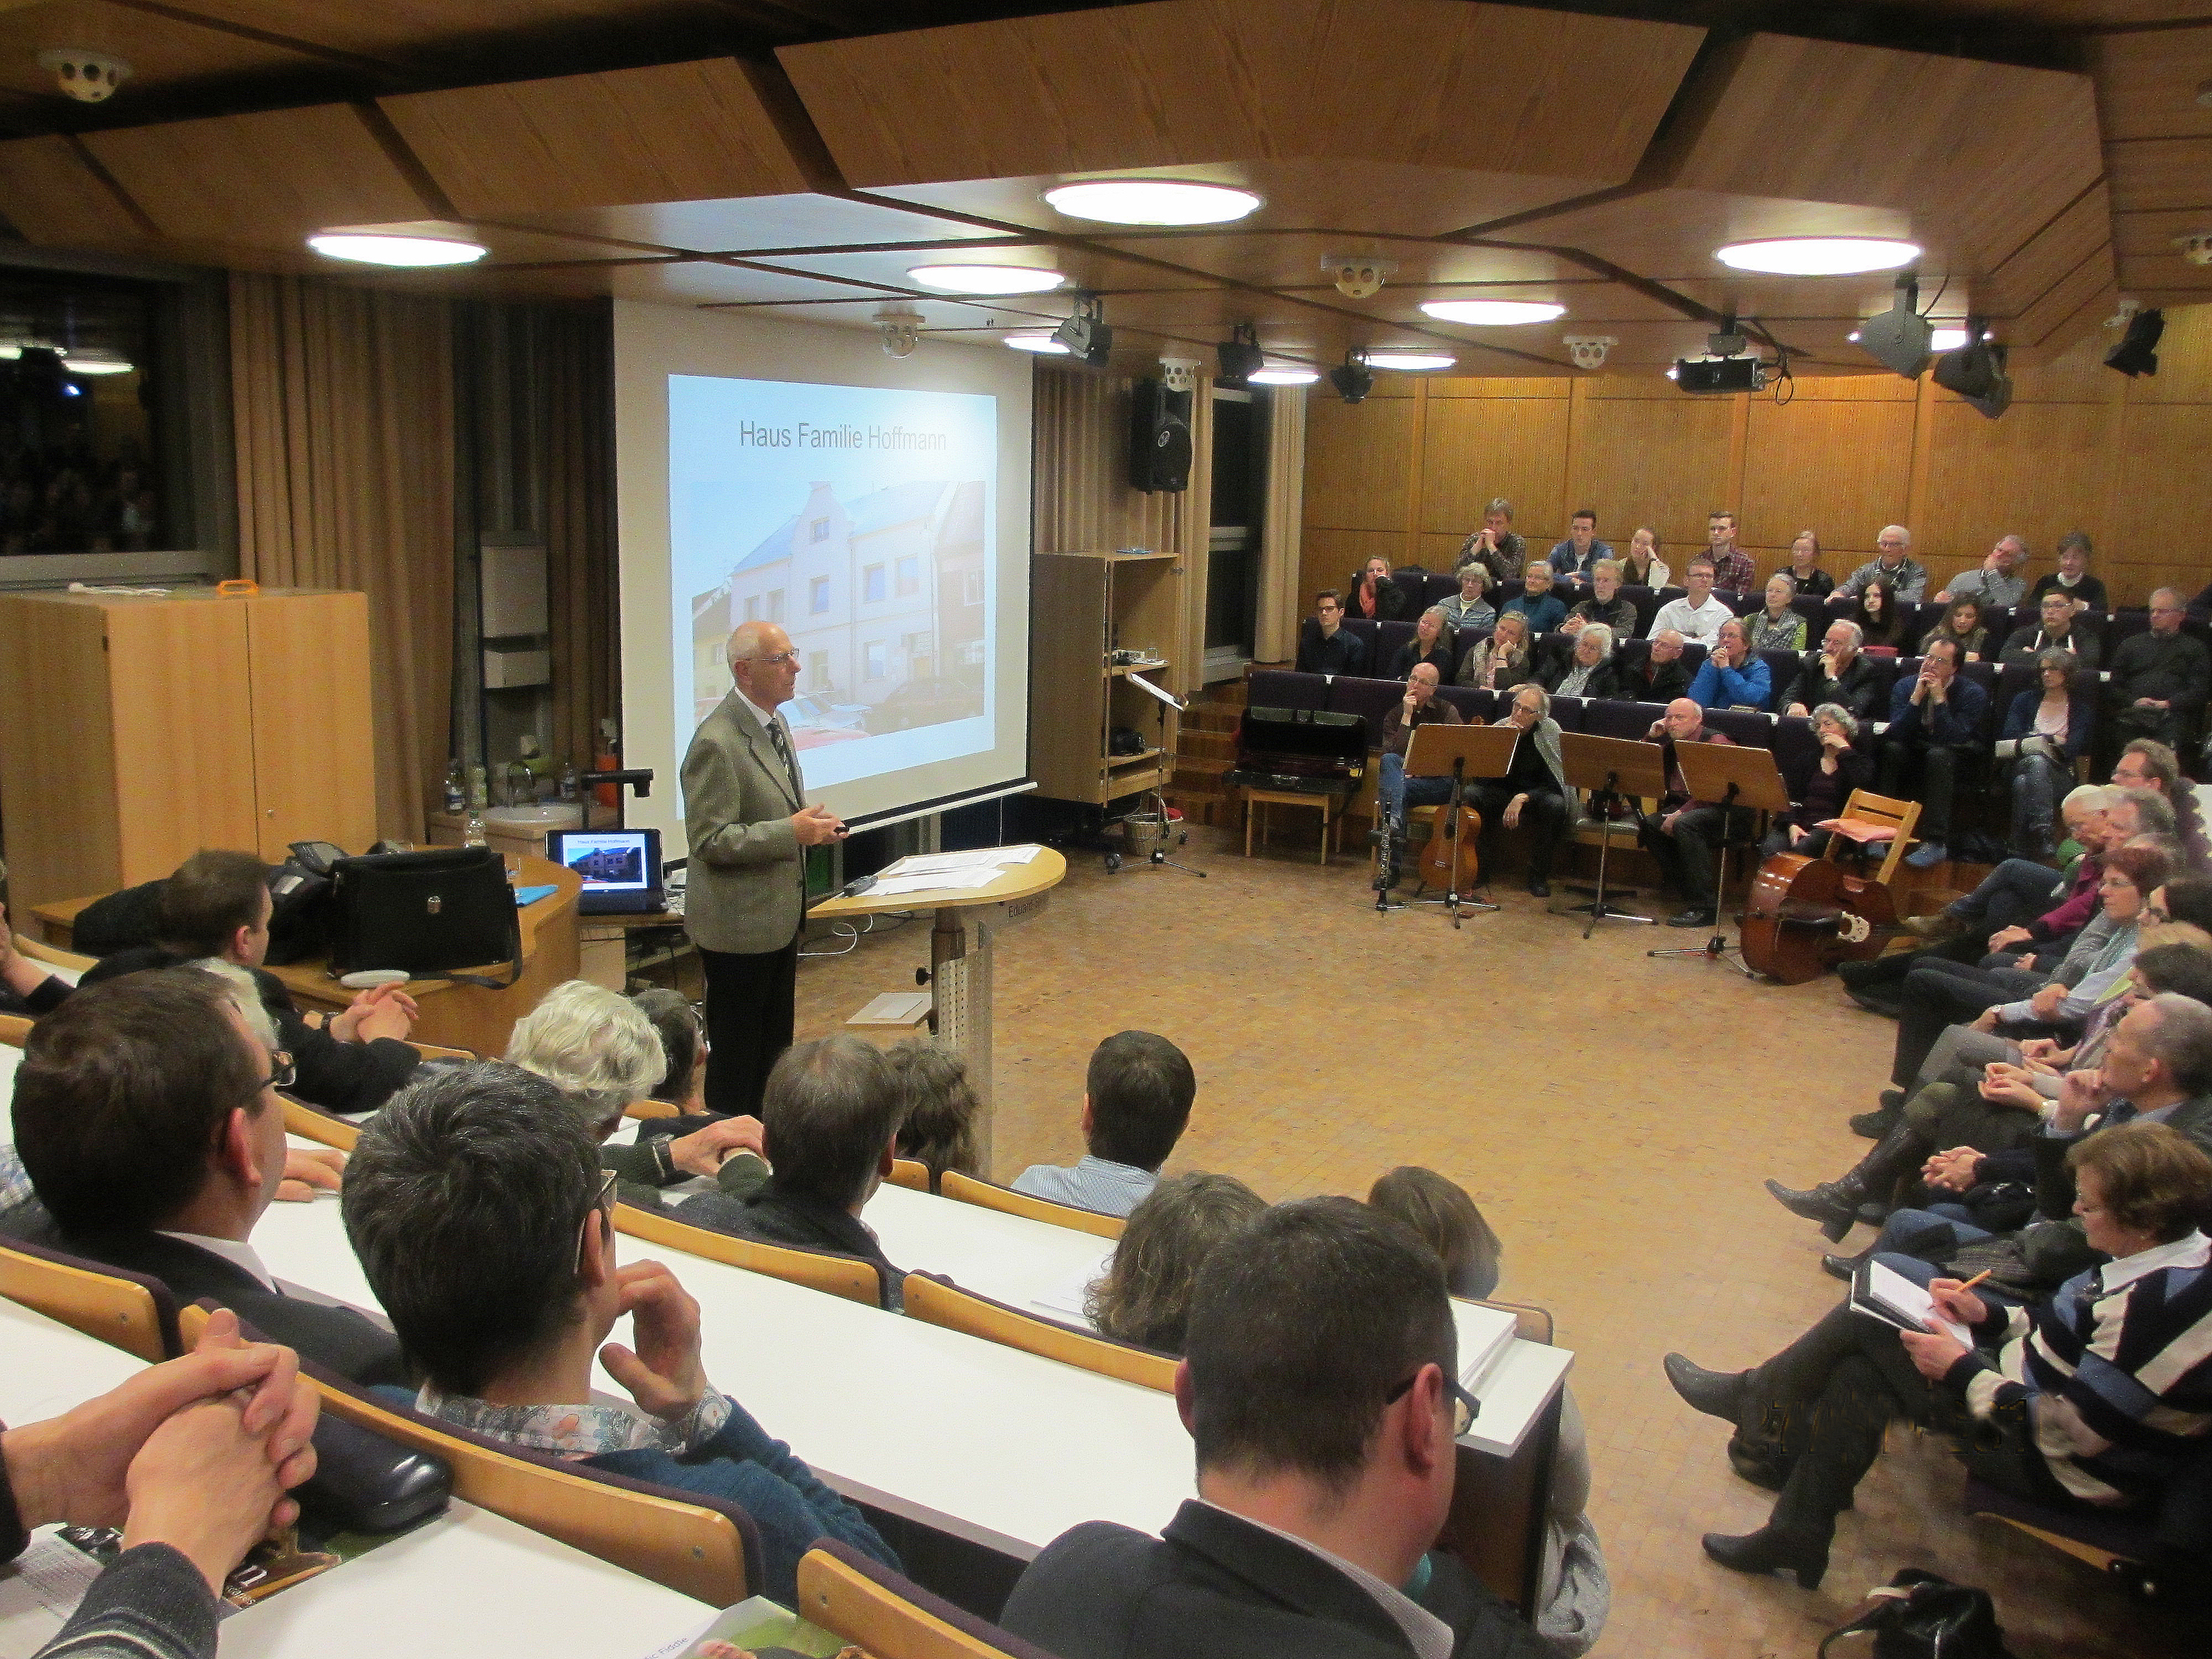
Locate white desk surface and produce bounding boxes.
[1,1043,19,1117]
[0,1298,144,1421]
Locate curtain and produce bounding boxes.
[537,306,618,778]
[1256,386,1306,664]
[229,273,455,842]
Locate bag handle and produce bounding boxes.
[1816,1585,1912,1658]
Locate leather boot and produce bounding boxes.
[1700,1524,1829,1589]
[1662,1353,1746,1422]
[1765,1123,1928,1243]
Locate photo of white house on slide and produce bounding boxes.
[690,476,987,745]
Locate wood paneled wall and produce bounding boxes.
[1299,305,2212,616]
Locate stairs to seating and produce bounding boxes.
[1163,677,1251,828]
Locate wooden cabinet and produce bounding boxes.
[0,588,377,910]
[1030,551,1183,807]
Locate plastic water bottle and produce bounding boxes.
[442,759,465,816]
[464,807,488,848]
[557,760,580,803]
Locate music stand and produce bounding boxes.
[1646,741,1792,968]
[1554,733,1671,936]
[1395,722,1520,927]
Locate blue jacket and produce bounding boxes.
[1685,653,1770,712]
[2002,688,2094,763]
[1888,671,1989,746]
[1502,592,1566,634]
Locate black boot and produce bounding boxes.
[1701,1525,1828,1589]
[1766,1123,1929,1243]
[1662,1353,1747,1422]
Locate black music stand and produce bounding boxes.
[1553,733,1670,936]
[1393,722,1520,927]
[1646,741,1792,969]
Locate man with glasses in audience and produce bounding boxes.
[1836,526,1929,604]
[1933,534,2029,609]
[1296,590,1370,676]
[2105,588,2209,768]
[685,621,847,1117]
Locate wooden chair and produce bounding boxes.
[887,1157,930,1192]
[0,1012,29,1047]
[902,1273,1175,1392]
[0,1237,180,1361]
[411,1040,479,1063]
[1473,1296,1554,1344]
[176,1305,757,1607]
[282,1094,362,1150]
[625,1097,681,1120]
[613,1202,889,1308]
[796,1540,1059,1659]
[13,934,94,975]
[940,1171,1124,1240]
[1819,788,1923,887]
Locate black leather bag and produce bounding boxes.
[327,847,521,988]
[1817,1569,2016,1659]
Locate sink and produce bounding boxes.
[483,804,582,830]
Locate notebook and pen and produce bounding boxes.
[1849,1258,1973,1345]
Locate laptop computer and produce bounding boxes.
[547,828,666,916]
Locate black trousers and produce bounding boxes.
[1891,958,2046,1087]
[1467,781,1566,882]
[700,937,799,1118]
[1878,738,1972,842]
[1637,804,1743,907]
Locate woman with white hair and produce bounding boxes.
[1760,703,1873,858]
[1542,622,1625,700]
[506,980,763,1196]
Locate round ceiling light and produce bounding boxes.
[1003,332,1070,354]
[62,352,133,375]
[1419,300,1566,325]
[1714,237,1921,275]
[908,264,1065,294]
[307,232,487,267]
[1248,365,1320,386]
[1365,351,1456,371]
[1929,327,1970,352]
[1043,180,1261,225]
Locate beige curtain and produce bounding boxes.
[1256,386,1306,664]
[539,307,618,777]
[230,273,455,843]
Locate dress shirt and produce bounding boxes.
[1647,595,1732,643]
[418,1381,733,1458]
[729,688,802,800]
[1011,1153,1158,1217]
[2094,1227,2208,1293]
[1195,1502,1451,1659]
[1706,547,1754,593]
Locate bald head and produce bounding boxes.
[1661,697,1704,740]
[726,621,799,712]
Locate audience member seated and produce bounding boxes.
[1560,559,1635,637]
[1932,533,2029,609]
[1916,595,1988,662]
[1000,1198,1542,1659]
[1685,617,1769,712]
[887,1037,981,1184]
[1348,556,1410,622]
[2112,738,2212,870]
[79,849,419,1116]
[1895,786,2115,962]
[2001,650,2094,860]
[1013,1031,1196,1218]
[340,1061,897,1601]
[1454,497,1525,589]
[1502,562,1566,635]
[2030,529,2105,614]
[0,901,69,1017]
[633,987,711,1114]
[0,1308,321,1659]
[1846,577,1907,650]
[1439,565,1495,634]
[1664,1120,2212,1590]
[1638,698,1742,929]
[1390,606,1455,680]
[1784,530,1834,598]
[1375,662,1467,834]
[1747,574,1806,653]
[1626,629,1691,703]
[1783,619,1884,720]
[1835,525,1928,603]
[508,980,764,1201]
[1999,589,2103,675]
[1702,511,1754,594]
[1545,508,1612,578]
[1365,1168,1609,1658]
[1471,685,1572,899]
[2105,588,2209,763]
[1456,611,1536,693]
[1878,639,1988,869]
[1760,706,1872,858]
[1617,524,1670,589]
[1646,556,1730,643]
[1296,591,1369,677]
[7,967,404,1383]
[1085,1172,1264,1353]
[1542,623,1624,702]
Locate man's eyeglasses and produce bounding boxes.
[255,1051,297,1094]
[744,650,800,667]
[1385,1368,1479,1438]
[575,1168,619,1273]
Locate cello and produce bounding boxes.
[1737,846,1900,984]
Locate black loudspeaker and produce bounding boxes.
[1128,378,1193,493]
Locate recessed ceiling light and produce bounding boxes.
[1664,365,1679,380]
[1365,351,1456,371]
[1003,332,1070,354]
[1419,300,1566,325]
[1043,180,1261,225]
[908,264,1064,294]
[307,232,487,267]
[1714,237,1920,275]
[62,352,133,375]
[1929,328,1969,353]
[1248,366,1320,386]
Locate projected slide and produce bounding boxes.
[670,375,996,794]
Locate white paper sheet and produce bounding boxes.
[870,869,1003,896]
[0,1533,103,1659]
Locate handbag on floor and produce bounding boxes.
[1816,1568,2016,1659]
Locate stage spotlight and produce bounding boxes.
[1328,351,1375,404]
[1854,276,1933,380]
[1216,324,1264,384]
[2106,307,2164,377]
[1051,294,1113,369]
[1932,319,2011,419]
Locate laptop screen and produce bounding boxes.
[552,830,655,894]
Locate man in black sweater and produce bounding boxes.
[2104,589,2211,765]
[1294,590,1369,677]
[1783,619,1887,721]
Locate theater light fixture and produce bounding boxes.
[907,264,1064,294]
[1050,293,1112,368]
[1003,333,1070,354]
[1364,351,1455,371]
[1043,180,1260,225]
[1328,351,1375,404]
[2106,307,2165,377]
[1714,237,1920,276]
[1419,300,1565,325]
[1216,324,1265,385]
[1932,317,2011,419]
[1854,276,1933,380]
[1249,365,1320,386]
[308,232,486,267]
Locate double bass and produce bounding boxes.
[1737,847,1900,985]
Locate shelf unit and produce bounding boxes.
[1030,551,1182,807]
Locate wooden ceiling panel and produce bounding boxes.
[0,1,327,103]
[780,0,1701,193]
[0,132,150,246]
[381,58,812,217]
[764,243,1225,295]
[2085,24,2212,142]
[2106,137,2212,213]
[82,103,433,245]
[169,2,753,64]
[503,191,1012,253]
[2113,207,2212,291]
[1658,275,1946,324]
[1083,231,1581,291]
[2008,237,2120,350]
[1979,183,2114,319]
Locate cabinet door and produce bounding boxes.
[104,601,261,885]
[0,597,124,909]
[245,593,378,858]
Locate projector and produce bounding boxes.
[1673,356,1766,394]
[1051,296,1112,369]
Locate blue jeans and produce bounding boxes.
[2008,753,2068,858]
[1874,1203,1988,1257]
[1378,752,1456,825]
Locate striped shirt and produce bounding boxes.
[1010,1155,1157,1219]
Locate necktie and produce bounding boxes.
[765,717,802,801]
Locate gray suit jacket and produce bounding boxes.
[682,690,807,955]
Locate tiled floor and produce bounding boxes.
[788,825,2191,1658]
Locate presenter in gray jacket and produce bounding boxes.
[682,622,846,1116]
